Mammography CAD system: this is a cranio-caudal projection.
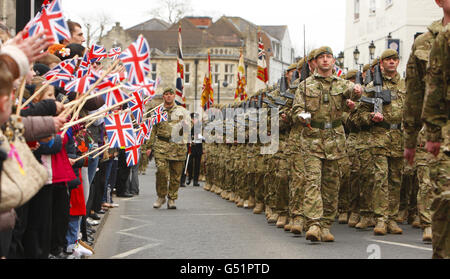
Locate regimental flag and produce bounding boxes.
[235,50,248,101]
[129,91,145,124]
[105,111,136,148]
[257,32,269,84]
[24,0,71,44]
[175,24,186,107]
[44,58,76,87]
[334,66,343,77]
[201,50,214,110]
[88,44,108,63]
[64,70,100,94]
[119,35,151,85]
[108,47,122,60]
[125,144,141,167]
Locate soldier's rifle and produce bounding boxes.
[360,61,391,114]
[364,68,373,86]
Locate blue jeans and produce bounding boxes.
[88,156,100,186]
[102,159,114,204]
[66,216,81,247]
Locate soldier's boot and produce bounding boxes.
[396,209,407,224]
[348,212,360,228]
[225,191,232,200]
[247,196,256,209]
[253,203,264,214]
[203,183,212,191]
[320,228,335,242]
[236,198,244,208]
[210,185,217,193]
[355,216,376,230]
[235,196,241,205]
[338,212,348,224]
[284,218,292,231]
[153,197,166,209]
[228,192,236,202]
[215,187,223,195]
[220,190,228,199]
[267,212,279,224]
[290,217,304,235]
[276,215,288,228]
[265,207,272,219]
[305,225,322,242]
[167,199,176,210]
[412,215,421,229]
[387,220,403,234]
[422,226,432,243]
[374,220,387,236]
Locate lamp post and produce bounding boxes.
[217,80,229,104]
[353,46,360,69]
[369,41,376,61]
[337,51,345,68]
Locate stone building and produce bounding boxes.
[344,0,442,76]
[100,16,295,112]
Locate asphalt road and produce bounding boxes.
[90,161,433,260]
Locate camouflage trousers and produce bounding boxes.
[235,153,248,200]
[372,153,403,222]
[288,150,306,219]
[399,164,418,218]
[264,152,290,216]
[431,153,450,259]
[205,155,214,187]
[254,155,266,204]
[139,152,149,174]
[358,149,375,217]
[338,156,351,214]
[348,151,361,214]
[154,158,184,200]
[303,154,347,229]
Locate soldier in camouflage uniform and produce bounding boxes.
[356,50,406,235]
[148,88,191,210]
[292,46,362,242]
[403,16,446,242]
[422,23,450,259]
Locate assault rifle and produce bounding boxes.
[360,62,391,114]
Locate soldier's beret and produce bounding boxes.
[287,63,297,72]
[345,69,357,80]
[381,49,399,60]
[363,64,371,72]
[371,58,379,68]
[308,49,317,61]
[297,58,305,69]
[163,87,175,94]
[315,46,333,59]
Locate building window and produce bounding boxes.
[369,0,376,15]
[385,0,393,9]
[185,63,190,84]
[212,63,220,85]
[354,0,360,21]
[224,64,234,85]
[151,63,157,80]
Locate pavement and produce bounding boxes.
[89,161,433,259]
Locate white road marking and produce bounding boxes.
[110,243,161,259]
[369,239,433,251]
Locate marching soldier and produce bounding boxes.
[422,23,450,259]
[292,46,362,242]
[148,88,191,210]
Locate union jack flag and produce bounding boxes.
[176,24,186,107]
[125,144,141,167]
[97,75,128,107]
[105,111,136,148]
[64,70,100,94]
[108,47,122,60]
[88,44,108,63]
[76,52,91,78]
[129,91,145,124]
[44,58,76,87]
[119,35,151,85]
[150,110,168,126]
[138,77,158,99]
[257,32,269,84]
[334,66,343,77]
[135,129,146,145]
[24,0,71,44]
[140,119,152,140]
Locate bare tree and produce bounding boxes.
[80,12,114,46]
[149,0,193,24]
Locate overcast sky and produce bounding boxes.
[61,0,347,56]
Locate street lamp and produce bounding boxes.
[353,46,360,67]
[337,51,345,68]
[217,80,229,104]
[369,41,376,60]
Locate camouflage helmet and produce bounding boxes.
[314,46,333,59]
[371,57,380,68]
[380,49,399,60]
[287,63,297,72]
[308,49,318,61]
[162,87,175,94]
[345,69,358,80]
[297,57,306,70]
[363,64,371,72]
